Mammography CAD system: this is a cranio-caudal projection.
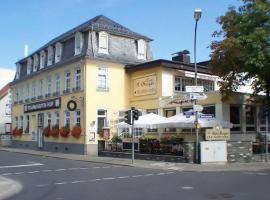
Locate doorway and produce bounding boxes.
[37,113,44,149]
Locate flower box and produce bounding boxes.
[71,125,82,138]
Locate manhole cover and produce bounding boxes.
[205,193,234,199]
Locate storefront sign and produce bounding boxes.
[133,74,157,96]
[205,126,230,141]
[24,98,61,113]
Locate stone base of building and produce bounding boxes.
[227,141,254,163]
[11,140,85,155]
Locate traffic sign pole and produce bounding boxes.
[131,107,135,164]
[266,114,268,162]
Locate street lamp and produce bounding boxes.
[194,9,202,164]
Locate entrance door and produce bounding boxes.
[37,113,44,149]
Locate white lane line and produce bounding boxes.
[90,178,101,182]
[132,175,143,178]
[181,186,194,190]
[113,166,122,168]
[257,172,267,176]
[68,168,79,170]
[43,169,52,172]
[0,162,43,169]
[55,169,66,171]
[36,184,50,187]
[14,172,25,175]
[157,172,166,175]
[92,167,100,169]
[1,173,12,176]
[118,176,129,179]
[243,172,254,175]
[55,182,67,185]
[79,167,89,170]
[102,177,115,180]
[102,166,110,169]
[144,174,154,176]
[71,180,86,184]
[28,171,40,174]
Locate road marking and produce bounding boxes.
[79,167,89,170]
[1,173,12,176]
[68,168,79,170]
[257,172,267,176]
[55,182,67,185]
[118,176,130,179]
[43,169,52,172]
[14,172,24,175]
[91,178,101,181]
[132,175,143,178]
[55,169,66,171]
[243,172,254,175]
[71,180,86,184]
[181,186,194,190]
[28,171,40,174]
[102,177,115,180]
[36,184,50,187]
[102,166,110,169]
[0,162,43,169]
[92,167,100,169]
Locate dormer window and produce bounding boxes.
[55,42,63,63]
[40,50,46,69]
[27,57,32,74]
[33,54,39,72]
[47,46,54,66]
[75,32,83,55]
[98,31,108,54]
[16,63,21,79]
[137,39,146,60]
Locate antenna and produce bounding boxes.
[24,44,28,57]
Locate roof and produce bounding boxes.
[0,83,10,99]
[126,59,211,74]
[17,15,152,63]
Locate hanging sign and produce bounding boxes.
[24,98,61,113]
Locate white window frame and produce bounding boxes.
[33,54,39,71]
[16,63,21,79]
[97,67,108,90]
[55,42,62,63]
[20,85,24,101]
[74,110,81,126]
[32,80,36,98]
[15,116,18,128]
[46,112,51,127]
[98,31,108,54]
[74,32,83,55]
[137,39,146,60]
[97,109,107,134]
[39,79,44,97]
[55,73,61,94]
[20,115,23,129]
[64,110,71,128]
[74,67,81,90]
[46,76,52,96]
[27,57,32,74]
[26,83,30,100]
[47,46,54,66]
[54,111,60,126]
[64,70,71,92]
[40,50,46,69]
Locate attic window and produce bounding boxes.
[137,39,146,60]
[27,57,32,74]
[40,50,46,69]
[47,46,54,66]
[55,42,62,63]
[74,32,83,55]
[98,31,108,54]
[33,54,39,72]
[16,63,21,79]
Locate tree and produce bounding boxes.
[209,0,270,109]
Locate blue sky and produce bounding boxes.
[0,0,242,69]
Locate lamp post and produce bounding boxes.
[194,9,202,164]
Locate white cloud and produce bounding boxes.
[0,68,15,89]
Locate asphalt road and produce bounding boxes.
[0,151,270,200]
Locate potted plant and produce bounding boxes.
[12,127,19,137]
[43,127,51,137]
[71,125,82,138]
[60,126,70,137]
[51,125,59,138]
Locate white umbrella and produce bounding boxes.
[134,113,169,129]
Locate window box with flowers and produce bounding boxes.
[71,125,82,138]
[51,125,59,138]
[60,126,70,137]
[12,128,23,137]
[43,127,51,137]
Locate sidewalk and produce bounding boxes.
[1,147,270,172]
[0,176,22,200]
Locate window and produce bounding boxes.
[39,79,44,97]
[32,81,36,99]
[55,74,61,94]
[202,105,215,117]
[26,83,30,100]
[147,109,158,132]
[64,71,71,92]
[40,50,46,69]
[55,42,62,63]
[16,63,21,79]
[137,39,146,60]
[230,105,241,132]
[246,106,256,132]
[174,76,193,92]
[20,116,23,129]
[33,54,39,71]
[75,110,81,126]
[74,68,81,90]
[46,76,52,96]
[164,109,176,132]
[97,67,108,90]
[27,57,32,74]
[198,79,215,92]
[46,112,51,127]
[98,31,108,54]
[75,32,83,55]
[20,85,24,101]
[47,46,54,66]
[64,111,70,128]
[97,109,107,134]
[134,128,144,138]
[25,115,29,133]
[15,88,19,102]
[54,111,59,126]
[15,116,18,128]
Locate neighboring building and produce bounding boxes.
[0,83,12,134]
[10,15,152,155]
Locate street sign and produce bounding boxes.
[199,114,214,119]
[193,104,204,112]
[189,93,207,100]
[185,86,204,93]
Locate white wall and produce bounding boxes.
[0,90,11,134]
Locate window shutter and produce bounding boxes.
[98,32,108,54]
[137,39,146,60]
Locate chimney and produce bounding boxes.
[172,50,190,63]
[24,44,28,58]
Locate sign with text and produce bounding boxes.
[205,127,230,141]
[189,93,207,100]
[185,85,204,93]
[133,74,157,96]
[24,98,61,113]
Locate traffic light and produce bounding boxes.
[124,110,132,125]
[133,109,139,120]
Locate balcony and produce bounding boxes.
[63,89,71,94]
[37,95,44,100]
[72,86,81,92]
[53,91,60,97]
[31,97,36,101]
[45,93,51,98]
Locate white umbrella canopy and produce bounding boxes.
[167,113,233,129]
[134,113,169,129]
